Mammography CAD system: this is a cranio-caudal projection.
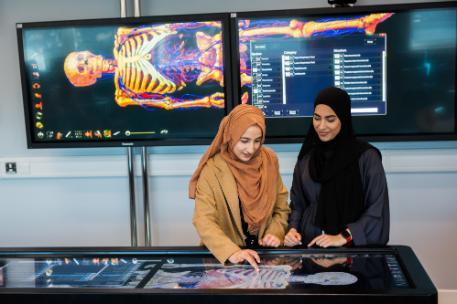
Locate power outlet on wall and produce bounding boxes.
[5,162,17,174]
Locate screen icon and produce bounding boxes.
[103,130,112,138]
[36,131,44,139]
[65,131,72,139]
[74,130,83,139]
[84,130,93,138]
[94,130,103,139]
[46,131,54,139]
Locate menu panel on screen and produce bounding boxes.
[18,14,232,147]
[233,3,457,141]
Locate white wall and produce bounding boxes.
[0,0,456,300]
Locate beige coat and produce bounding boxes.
[192,153,290,264]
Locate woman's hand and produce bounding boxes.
[228,249,260,271]
[259,234,281,247]
[307,233,346,248]
[284,228,302,247]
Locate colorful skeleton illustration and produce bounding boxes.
[64,22,224,110]
[146,264,292,289]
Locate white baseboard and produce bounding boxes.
[439,289,457,304]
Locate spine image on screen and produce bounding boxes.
[63,21,224,110]
[238,13,393,118]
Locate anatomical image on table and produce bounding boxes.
[145,253,410,290]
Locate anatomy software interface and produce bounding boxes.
[249,34,387,118]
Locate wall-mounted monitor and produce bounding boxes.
[17,13,232,148]
[231,2,457,142]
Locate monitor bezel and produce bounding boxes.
[229,1,457,143]
[17,13,234,148]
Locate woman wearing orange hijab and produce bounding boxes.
[189,104,290,270]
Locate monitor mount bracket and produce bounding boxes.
[328,0,357,7]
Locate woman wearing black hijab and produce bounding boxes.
[284,87,389,248]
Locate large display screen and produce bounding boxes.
[232,2,457,141]
[17,14,232,147]
[0,252,408,290]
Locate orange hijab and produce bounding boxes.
[189,104,278,234]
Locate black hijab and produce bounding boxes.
[297,87,379,235]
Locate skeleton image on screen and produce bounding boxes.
[145,257,360,289]
[63,21,224,110]
[146,264,292,289]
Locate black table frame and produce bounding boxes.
[0,245,437,304]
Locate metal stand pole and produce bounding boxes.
[121,0,138,247]
[120,0,127,17]
[141,147,152,246]
[132,0,151,247]
[133,0,151,247]
[127,147,138,247]
[133,0,141,17]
